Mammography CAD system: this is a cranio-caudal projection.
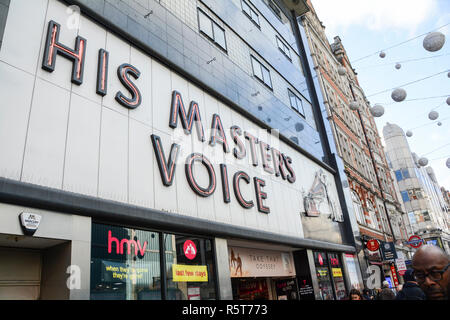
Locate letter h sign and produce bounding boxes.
[42,20,87,85]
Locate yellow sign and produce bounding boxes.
[332,268,343,277]
[172,264,208,282]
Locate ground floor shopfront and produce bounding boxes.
[0,202,361,300]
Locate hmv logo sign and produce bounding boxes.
[107,230,147,257]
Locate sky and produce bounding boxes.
[311,0,450,190]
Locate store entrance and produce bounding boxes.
[231,277,299,300]
[0,234,70,300]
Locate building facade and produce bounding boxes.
[0,0,364,300]
[300,1,412,289]
[383,123,450,254]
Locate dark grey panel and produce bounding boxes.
[0,0,10,50]
[0,177,356,253]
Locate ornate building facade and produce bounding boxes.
[300,1,413,287]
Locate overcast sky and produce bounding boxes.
[310,0,450,190]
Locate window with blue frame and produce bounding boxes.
[401,190,410,202]
[395,168,410,181]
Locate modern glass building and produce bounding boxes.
[0,0,363,300]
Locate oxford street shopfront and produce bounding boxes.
[0,0,362,300]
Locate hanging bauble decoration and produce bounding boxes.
[437,121,442,126]
[338,66,347,76]
[448,71,450,78]
[370,104,385,117]
[446,97,450,105]
[418,157,429,167]
[391,88,407,102]
[423,31,446,52]
[428,110,439,120]
[295,122,304,132]
[446,158,450,169]
[395,63,401,70]
[379,51,386,58]
[349,100,359,111]
[406,130,413,137]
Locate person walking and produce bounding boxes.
[411,245,449,300]
[378,280,396,300]
[362,288,373,300]
[395,269,426,300]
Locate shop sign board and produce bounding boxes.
[366,239,380,252]
[332,268,343,277]
[390,264,399,287]
[406,235,423,248]
[183,240,197,260]
[228,247,295,278]
[395,258,407,276]
[380,242,397,261]
[172,264,208,282]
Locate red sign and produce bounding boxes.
[407,235,423,248]
[183,240,197,260]
[390,264,399,287]
[366,239,380,252]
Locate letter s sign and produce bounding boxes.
[366,265,381,289]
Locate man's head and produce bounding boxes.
[412,245,450,300]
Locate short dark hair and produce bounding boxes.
[349,289,362,299]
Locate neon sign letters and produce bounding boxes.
[41,20,298,214]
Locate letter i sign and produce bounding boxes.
[183,240,197,260]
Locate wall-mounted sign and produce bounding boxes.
[380,242,397,261]
[183,240,197,260]
[390,264,399,287]
[406,235,423,248]
[172,264,208,282]
[366,239,380,252]
[19,212,42,236]
[228,247,294,278]
[395,258,407,276]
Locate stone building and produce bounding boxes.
[300,0,412,287]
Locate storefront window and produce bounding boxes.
[328,253,347,300]
[313,252,334,300]
[164,234,217,300]
[90,223,161,300]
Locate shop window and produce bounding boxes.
[313,251,348,300]
[288,89,305,117]
[164,234,217,300]
[198,9,227,52]
[90,224,162,300]
[241,0,260,28]
[251,55,272,89]
[313,252,334,300]
[90,224,217,300]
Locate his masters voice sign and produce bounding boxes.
[19,212,42,236]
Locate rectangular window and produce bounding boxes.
[242,0,260,27]
[276,36,291,61]
[251,55,272,89]
[395,170,403,181]
[198,9,227,51]
[90,223,217,300]
[288,89,305,117]
[401,190,410,202]
[90,223,161,300]
[401,168,410,179]
[165,234,217,300]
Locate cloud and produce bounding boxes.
[311,0,438,36]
